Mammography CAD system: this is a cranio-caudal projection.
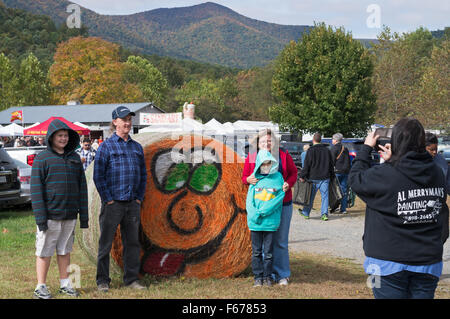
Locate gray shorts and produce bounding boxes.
[35,219,77,257]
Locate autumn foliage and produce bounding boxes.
[49,36,143,105]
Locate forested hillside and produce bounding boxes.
[2,0,312,68]
[0,2,87,70]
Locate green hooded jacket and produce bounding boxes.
[246,150,285,231]
[31,119,88,231]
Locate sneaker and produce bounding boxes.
[97,283,109,293]
[278,278,289,286]
[125,280,146,290]
[33,285,52,299]
[59,286,80,297]
[263,278,272,287]
[300,212,310,219]
[253,279,263,287]
[341,211,348,214]
[321,214,329,221]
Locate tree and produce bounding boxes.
[16,52,50,106]
[415,40,450,131]
[174,76,239,123]
[270,23,376,137]
[0,53,17,110]
[372,27,436,125]
[49,37,143,104]
[123,55,169,106]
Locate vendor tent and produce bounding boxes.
[23,117,90,136]
[203,118,227,136]
[0,123,24,136]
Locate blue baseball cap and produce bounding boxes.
[112,106,135,119]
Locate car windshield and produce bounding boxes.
[285,144,302,153]
[0,148,14,164]
[13,158,31,168]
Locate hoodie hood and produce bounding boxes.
[45,119,80,155]
[253,150,279,178]
[393,151,436,186]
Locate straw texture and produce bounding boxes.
[79,133,251,278]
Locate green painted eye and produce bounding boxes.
[164,163,190,191]
[189,164,219,193]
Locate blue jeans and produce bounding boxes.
[301,179,329,217]
[272,203,293,281]
[251,231,274,280]
[335,173,348,212]
[372,271,439,299]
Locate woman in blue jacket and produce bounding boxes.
[246,150,285,287]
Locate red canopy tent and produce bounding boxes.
[23,117,90,136]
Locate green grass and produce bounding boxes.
[0,206,449,299]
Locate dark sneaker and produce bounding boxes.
[33,285,52,299]
[253,279,263,287]
[97,283,109,293]
[125,281,146,290]
[59,286,80,297]
[263,278,273,287]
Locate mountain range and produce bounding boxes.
[1,1,376,69]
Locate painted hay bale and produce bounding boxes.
[79,133,251,278]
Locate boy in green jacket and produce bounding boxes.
[246,150,285,287]
[31,119,88,299]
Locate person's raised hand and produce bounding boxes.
[364,131,379,148]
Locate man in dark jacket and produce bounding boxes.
[330,133,351,214]
[31,119,88,299]
[299,133,334,220]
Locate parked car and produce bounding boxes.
[0,147,21,209]
[441,149,450,165]
[4,145,46,167]
[321,138,381,166]
[438,136,450,164]
[280,141,309,167]
[12,159,31,206]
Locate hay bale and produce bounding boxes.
[78,133,251,278]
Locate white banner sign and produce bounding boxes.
[140,112,182,125]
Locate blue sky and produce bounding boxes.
[72,0,449,38]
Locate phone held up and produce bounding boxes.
[374,128,392,152]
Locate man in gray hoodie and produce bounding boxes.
[31,118,88,299]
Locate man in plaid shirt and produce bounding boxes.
[76,139,96,170]
[93,106,147,292]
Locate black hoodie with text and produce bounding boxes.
[349,144,448,265]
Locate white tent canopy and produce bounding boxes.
[0,123,24,136]
[25,122,40,129]
[138,118,280,136]
[203,118,228,135]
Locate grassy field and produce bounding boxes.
[0,204,449,299]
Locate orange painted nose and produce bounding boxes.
[166,190,204,235]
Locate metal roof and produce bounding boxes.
[0,102,165,125]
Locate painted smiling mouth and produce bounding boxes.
[139,194,246,276]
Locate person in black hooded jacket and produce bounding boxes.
[349,118,448,299]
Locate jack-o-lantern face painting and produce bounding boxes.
[111,135,251,278]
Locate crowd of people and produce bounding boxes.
[1,135,46,147]
[28,109,449,300]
